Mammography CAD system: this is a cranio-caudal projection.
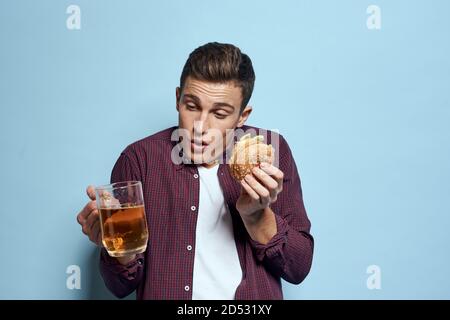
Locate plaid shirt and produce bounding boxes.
[99,125,313,300]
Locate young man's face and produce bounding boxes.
[176,76,252,166]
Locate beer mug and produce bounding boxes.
[95,181,148,257]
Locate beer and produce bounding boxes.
[99,205,148,257]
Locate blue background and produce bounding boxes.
[1,0,449,299]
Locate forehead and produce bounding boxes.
[182,77,242,106]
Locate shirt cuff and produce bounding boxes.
[100,248,144,279]
[248,214,289,263]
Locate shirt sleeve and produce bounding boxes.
[98,151,146,298]
[248,135,314,284]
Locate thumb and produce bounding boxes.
[86,185,96,201]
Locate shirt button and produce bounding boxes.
[184,285,190,292]
[193,174,199,179]
[190,205,196,211]
[187,245,192,251]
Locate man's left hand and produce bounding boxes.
[236,162,284,220]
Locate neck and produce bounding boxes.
[201,160,219,169]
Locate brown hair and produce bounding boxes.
[180,42,255,112]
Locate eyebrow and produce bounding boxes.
[183,94,236,111]
[212,102,235,111]
[183,94,201,104]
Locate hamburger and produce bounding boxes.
[228,133,274,181]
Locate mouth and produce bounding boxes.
[191,140,209,152]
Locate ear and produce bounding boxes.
[236,105,252,128]
[176,87,181,112]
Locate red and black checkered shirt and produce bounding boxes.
[99,125,313,299]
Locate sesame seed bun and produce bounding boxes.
[228,134,274,181]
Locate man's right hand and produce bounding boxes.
[77,185,137,265]
[77,185,102,246]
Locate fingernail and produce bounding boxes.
[260,162,268,168]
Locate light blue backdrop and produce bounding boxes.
[1,0,449,299]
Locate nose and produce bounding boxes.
[193,112,211,137]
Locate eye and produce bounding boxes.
[214,112,227,119]
[186,104,198,111]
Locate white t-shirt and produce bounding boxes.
[192,164,242,300]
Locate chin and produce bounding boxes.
[184,149,220,165]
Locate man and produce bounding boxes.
[77,42,313,299]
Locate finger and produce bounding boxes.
[98,190,121,207]
[76,211,85,225]
[244,175,270,206]
[241,179,260,201]
[85,208,99,230]
[260,163,284,188]
[81,220,89,236]
[96,224,102,246]
[77,200,97,225]
[89,220,101,244]
[86,185,96,201]
[252,166,278,192]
